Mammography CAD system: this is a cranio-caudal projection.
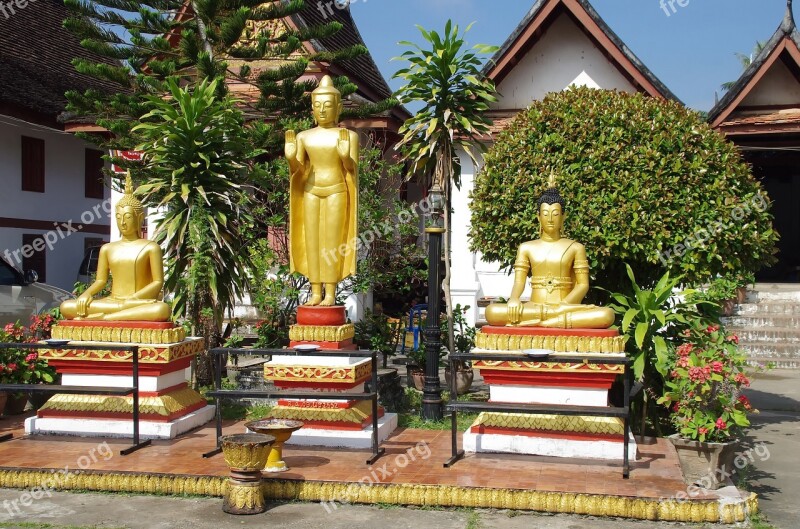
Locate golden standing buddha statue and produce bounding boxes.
[60,174,171,322]
[285,75,359,306]
[485,174,615,329]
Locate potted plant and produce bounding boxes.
[444,304,476,395]
[658,323,755,489]
[354,309,399,368]
[705,276,741,317]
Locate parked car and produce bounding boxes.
[0,257,72,327]
[77,245,102,285]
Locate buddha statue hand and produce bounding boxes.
[285,130,298,161]
[337,128,350,161]
[506,298,523,325]
[75,293,93,318]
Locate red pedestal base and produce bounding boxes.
[296,306,347,326]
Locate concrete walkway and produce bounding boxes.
[743,369,800,529]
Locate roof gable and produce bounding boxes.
[482,0,678,102]
[709,3,800,128]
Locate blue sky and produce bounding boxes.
[349,0,795,111]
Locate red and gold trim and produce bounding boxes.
[38,338,205,365]
[36,386,207,422]
[264,361,372,386]
[268,400,382,429]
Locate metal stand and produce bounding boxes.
[444,352,632,478]
[202,347,385,464]
[0,342,151,455]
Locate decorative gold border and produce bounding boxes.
[51,325,186,345]
[38,338,205,364]
[269,400,373,424]
[289,324,355,342]
[472,412,625,435]
[264,361,372,384]
[0,470,757,523]
[39,387,205,417]
[473,360,624,374]
[476,333,625,354]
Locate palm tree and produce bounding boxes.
[133,78,258,384]
[392,21,498,359]
[721,41,767,92]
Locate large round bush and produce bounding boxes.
[469,87,777,291]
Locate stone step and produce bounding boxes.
[723,314,800,327]
[739,342,800,364]
[725,327,800,343]
[745,285,800,303]
[735,302,800,315]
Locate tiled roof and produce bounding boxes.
[0,0,118,120]
[720,110,800,128]
[291,4,393,103]
[709,4,800,126]
[482,0,679,102]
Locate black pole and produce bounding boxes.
[422,227,444,420]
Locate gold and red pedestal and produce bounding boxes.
[25,321,215,439]
[466,326,636,460]
[263,306,397,449]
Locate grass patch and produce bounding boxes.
[749,513,779,529]
[465,510,481,529]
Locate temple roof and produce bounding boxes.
[481,0,678,101]
[0,0,118,125]
[709,0,800,132]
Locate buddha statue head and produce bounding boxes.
[537,172,566,240]
[116,172,145,239]
[311,75,343,127]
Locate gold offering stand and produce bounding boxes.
[203,347,385,464]
[444,351,635,478]
[0,342,151,455]
[219,433,276,515]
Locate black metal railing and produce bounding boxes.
[203,347,385,464]
[0,342,151,455]
[444,352,633,478]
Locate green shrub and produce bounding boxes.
[469,87,777,292]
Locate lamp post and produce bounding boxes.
[422,184,445,421]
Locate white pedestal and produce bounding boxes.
[463,429,637,461]
[25,405,216,440]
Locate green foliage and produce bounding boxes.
[353,309,398,356]
[393,21,498,189]
[404,304,475,370]
[134,78,255,329]
[0,318,59,385]
[658,324,754,442]
[469,87,778,293]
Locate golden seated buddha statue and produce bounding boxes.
[60,174,171,322]
[485,175,615,329]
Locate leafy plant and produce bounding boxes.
[469,87,778,294]
[393,21,498,357]
[0,318,59,385]
[354,309,399,361]
[658,324,755,442]
[254,319,289,350]
[606,265,716,435]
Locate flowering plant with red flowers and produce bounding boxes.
[658,323,755,442]
[0,316,58,385]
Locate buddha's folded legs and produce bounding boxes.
[486,301,615,329]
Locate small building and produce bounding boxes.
[0,0,114,291]
[451,0,677,325]
[709,2,800,283]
